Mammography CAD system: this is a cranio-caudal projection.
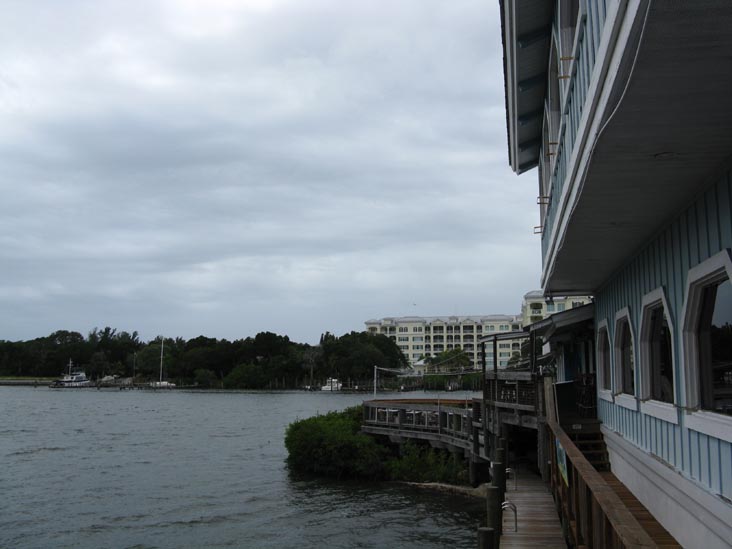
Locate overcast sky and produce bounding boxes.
[0,0,540,345]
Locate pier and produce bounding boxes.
[362,369,682,548]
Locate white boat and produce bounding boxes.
[50,360,92,388]
[321,378,342,391]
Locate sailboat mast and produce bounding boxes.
[159,338,164,383]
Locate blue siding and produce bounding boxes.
[596,169,732,499]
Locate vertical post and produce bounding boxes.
[493,336,499,439]
[373,365,377,397]
[530,330,536,372]
[477,527,495,549]
[485,485,501,548]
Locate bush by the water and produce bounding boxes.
[386,441,467,484]
[285,406,389,479]
[285,406,467,484]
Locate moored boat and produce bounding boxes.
[320,378,342,391]
[50,360,92,388]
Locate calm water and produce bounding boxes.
[1,387,483,549]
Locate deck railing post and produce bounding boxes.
[485,485,501,548]
[477,527,495,549]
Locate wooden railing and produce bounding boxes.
[362,399,477,451]
[546,420,657,548]
[485,375,537,411]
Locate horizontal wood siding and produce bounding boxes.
[596,169,732,499]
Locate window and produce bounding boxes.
[488,325,495,332]
[499,343,510,349]
[557,303,566,312]
[398,327,409,333]
[698,277,732,415]
[398,336,409,342]
[499,324,510,331]
[413,327,423,332]
[597,322,611,393]
[681,250,732,436]
[640,288,675,405]
[499,352,510,358]
[547,303,555,313]
[413,345,423,350]
[572,301,584,308]
[619,321,635,394]
[614,309,636,401]
[648,305,674,401]
[412,336,423,342]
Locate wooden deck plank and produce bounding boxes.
[500,469,567,548]
[599,471,682,548]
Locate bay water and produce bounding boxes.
[1,387,483,548]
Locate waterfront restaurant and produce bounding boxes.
[500,1,732,547]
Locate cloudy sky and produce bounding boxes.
[0,0,539,345]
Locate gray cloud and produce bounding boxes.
[0,0,540,344]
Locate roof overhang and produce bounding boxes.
[500,0,554,174]
[544,1,732,293]
[479,330,529,344]
[529,303,594,341]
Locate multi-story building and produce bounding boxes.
[520,290,591,325]
[501,1,732,546]
[365,315,522,369]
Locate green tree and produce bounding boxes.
[425,349,471,372]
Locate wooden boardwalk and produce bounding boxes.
[500,470,566,548]
[599,472,682,548]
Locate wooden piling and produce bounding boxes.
[477,527,496,549]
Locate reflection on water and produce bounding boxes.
[1,388,482,549]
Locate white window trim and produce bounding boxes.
[640,400,678,424]
[685,410,732,442]
[614,307,637,406]
[638,287,679,424]
[615,393,638,411]
[680,248,732,442]
[596,318,613,402]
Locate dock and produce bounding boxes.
[500,469,566,548]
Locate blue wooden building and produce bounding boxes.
[500,1,732,546]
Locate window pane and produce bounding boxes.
[599,329,611,390]
[699,277,732,415]
[620,321,635,395]
[649,305,674,403]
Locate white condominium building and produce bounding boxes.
[365,314,522,369]
[366,291,592,369]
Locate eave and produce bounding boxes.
[500,0,554,175]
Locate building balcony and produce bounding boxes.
[504,2,732,294]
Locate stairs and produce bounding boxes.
[569,431,610,471]
[560,419,610,471]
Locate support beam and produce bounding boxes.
[518,109,543,126]
[518,137,541,152]
[517,73,546,92]
[517,26,551,49]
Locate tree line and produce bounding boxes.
[0,328,408,389]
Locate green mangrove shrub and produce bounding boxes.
[285,406,468,484]
[285,406,389,479]
[386,441,467,484]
